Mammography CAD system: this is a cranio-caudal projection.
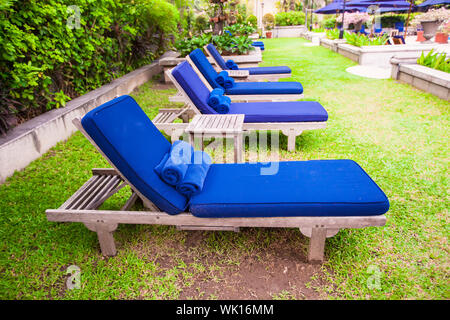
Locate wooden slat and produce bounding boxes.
[60,176,99,209]
[72,175,112,210]
[83,176,121,210]
[66,175,105,210]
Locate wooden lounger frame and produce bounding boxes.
[45,118,386,263]
[204,45,291,82]
[160,69,326,151]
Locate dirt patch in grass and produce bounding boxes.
[124,226,327,300]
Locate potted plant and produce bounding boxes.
[435,21,449,44]
[412,8,450,42]
[263,13,275,38]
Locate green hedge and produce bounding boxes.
[275,11,305,26]
[0,0,179,134]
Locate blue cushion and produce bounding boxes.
[172,62,322,122]
[229,101,327,122]
[189,48,222,89]
[189,160,389,218]
[240,66,291,75]
[225,81,303,95]
[190,48,302,94]
[172,61,217,115]
[206,44,228,70]
[81,95,188,215]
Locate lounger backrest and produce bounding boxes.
[206,44,228,70]
[172,61,218,115]
[189,48,222,89]
[81,95,189,215]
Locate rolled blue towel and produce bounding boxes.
[176,151,212,197]
[207,88,225,107]
[223,76,235,89]
[226,59,239,70]
[154,140,193,186]
[212,95,230,114]
[211,88,225,96]
[215,71,229,86]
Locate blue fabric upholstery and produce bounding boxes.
[81,95,188,215]
[207,44,289,75]
[189,49,223,89]
[172,61,218,115]
[172,61,324,122]
[240,66,291,75]
[225,81,302,95]
[206,44,228,70]
[189,48,303,94]
[229,101,327,122]
[189,160,389,218]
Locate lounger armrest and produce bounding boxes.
[227,70,250,78]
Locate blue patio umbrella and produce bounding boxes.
[314,1,364,14]
[346,0,413,10]
[418,0,450,7]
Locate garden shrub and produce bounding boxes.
[246,14,257,28]
[380,13,406,28]
[194,14,210,34]
[262,13,275,30]
[322,17,336,29]
[0,0,179,135]
[174,31,254,57]
[275,11,305,26]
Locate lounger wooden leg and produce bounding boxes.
[307,228,327,263]
[84,222,118,256]
[281,128,303,152]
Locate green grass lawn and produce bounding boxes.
[0,38,448,299]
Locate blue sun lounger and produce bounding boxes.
[205,44,291,81]
[187,49,303,99]
[46,95,389,263]
[161,61,327,151]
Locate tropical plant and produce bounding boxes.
[312,27,325,33]
[174,33,212,57]
[224,22,256,36]
[326,28,343,40]
[263,13,275,30]
[174,31,254,57]
[344,33,389,47]
[417,49,450,73]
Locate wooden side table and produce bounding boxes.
[185,114,245,163]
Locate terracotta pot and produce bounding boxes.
[421,20,440,42]
[265,31,272,38]
[435,32,448,44]
[416,31,426,42]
